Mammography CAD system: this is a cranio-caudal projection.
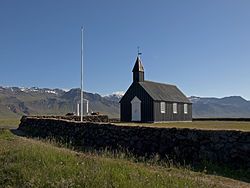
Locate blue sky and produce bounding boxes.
[1,0,250,99]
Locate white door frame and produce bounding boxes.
[131,96,141,121]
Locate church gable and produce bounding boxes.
[119,82,153,104]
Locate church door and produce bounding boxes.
[131,96,141,121]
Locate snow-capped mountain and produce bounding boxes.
[188,96,201,103]
[0,86,120,118]
[103,91,124,102]
[1,86,63,95]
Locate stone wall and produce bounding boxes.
[23,115,109,122]
[18,116,250,170]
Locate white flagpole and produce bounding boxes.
[80,26,84,122]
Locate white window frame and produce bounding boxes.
[173,103,177,114]
[160,102,166,113]
[184,104,188,114]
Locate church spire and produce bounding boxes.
[132,47,144,82]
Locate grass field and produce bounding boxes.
[116,121,250,131]
[0,118,20,129]
[0,129,249,188]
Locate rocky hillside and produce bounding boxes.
[189,96,250,118]
[0,86,120,118]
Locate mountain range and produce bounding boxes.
[189,96,250,118]
[0,86,119,118]
[0,86,250,119]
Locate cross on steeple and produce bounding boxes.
[137,46,142,57]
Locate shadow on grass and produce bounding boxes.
[11,129,27,137]
[11,128,250,184]
[192,161,250,183]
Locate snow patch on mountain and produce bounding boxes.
[0,86,62,95]
[103,91,125,102]
[103,91,124,98]
[20,87,26,92]
[45,90,57,94]
[62,88,70,92]
[188,96,201,103]
[111,91,125,97]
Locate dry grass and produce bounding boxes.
[115,121,250,131]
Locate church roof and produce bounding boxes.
[139,80,191,103]
[132,56,144,72]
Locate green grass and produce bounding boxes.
[116,121,250,131]
[0,128,15,140]
[196,160,250,183]
[0,118,20,129]
[1,130,249,188]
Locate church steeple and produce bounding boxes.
[132,55,144,82]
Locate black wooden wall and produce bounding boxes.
[153,102,192,122]
[120,82,154,122]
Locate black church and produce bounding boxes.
[120,55,192,122]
